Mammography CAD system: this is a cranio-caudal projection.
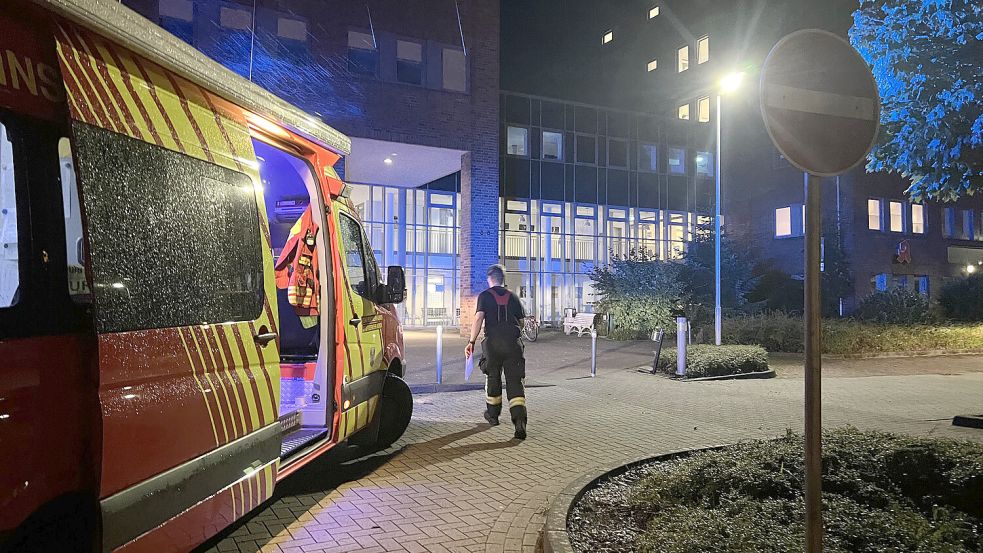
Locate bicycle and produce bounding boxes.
[522,315,540,342]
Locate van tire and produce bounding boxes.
[2,494,98,553]
[375,374,413,450]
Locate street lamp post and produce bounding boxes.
[714,72,744,347]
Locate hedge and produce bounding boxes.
[569,429,983,552]
[654,344,769,378]
[713,312,983,355]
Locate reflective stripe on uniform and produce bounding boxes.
[486,396,503,405]
[509,397,526,407]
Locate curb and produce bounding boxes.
[952,414,983,429]
[825,348,983,360]
[542,445,726,553]
[635,367,776,381]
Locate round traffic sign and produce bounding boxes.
[760,29,880,177]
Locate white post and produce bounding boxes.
[436,325,443,384]
[590,328,597,377]
[676,316,687,377]
[714,93,723,346]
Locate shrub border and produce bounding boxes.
[542,445,725,553]
[635,367,776,381]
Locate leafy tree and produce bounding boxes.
[938,273,983,321]
[681,223,755,310]
[850,1,983,201]
[590,249,688,340]
[822,226,853,317]
[854,287,931,324]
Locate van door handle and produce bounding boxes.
[349,317,361,327]
[253,331,277,346]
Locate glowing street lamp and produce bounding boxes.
[714,71,745,347]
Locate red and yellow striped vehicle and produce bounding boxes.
[0,1,412,551]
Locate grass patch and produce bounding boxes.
[654,344,768,378]
[569,429,983,552]
[716,312,983,355]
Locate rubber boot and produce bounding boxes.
[484,402,501,426]
[510,404,527,440]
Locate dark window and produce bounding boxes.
[639,143,658,172]
[396,39,424,85]
[339,212,378,300]
[576,135,596,164]
[72,123,264,332]
[348,30,378,76]
[608,139,627,167]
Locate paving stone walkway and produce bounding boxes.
[206,338,983,553]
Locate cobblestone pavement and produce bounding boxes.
[206,338,983,553]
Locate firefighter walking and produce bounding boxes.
[465,264,528,440]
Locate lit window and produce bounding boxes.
[542,131,563,161]
[219,6,251,30]
[698,96,710,122]
[677,103,690,120]
[277,18,307,41]
[911,204,925,234]
[867,199,881,230]
[647,59,658,72]
[668,147,685,174]
[697,35,709,64]
[396,40,424,85]
[775,207,792,237]
[506,126,528,156]
[442,48,467,92]
[649,6,660,18]
[0,123,19,308]
[889,201,903,232]
[602,30,614,44]
[963,209,975,239]
[677,45,689,72]
[696,152,712,176]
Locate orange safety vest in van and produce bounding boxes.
[274,206,320,316]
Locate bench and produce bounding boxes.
[563,313,596,336]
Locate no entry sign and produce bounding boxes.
[760,29,880,177]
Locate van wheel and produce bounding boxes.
[375,374,413,449]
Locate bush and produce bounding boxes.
[939,274,983,321]
[590,251,687,341]
[706,312,983,355]
[654,344,769,378]
[569,429,983,553]
[855,288,931,324]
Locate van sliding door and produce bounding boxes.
[53,21,280,551]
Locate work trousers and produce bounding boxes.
[481,336,526,423]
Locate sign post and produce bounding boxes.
[760,29,880,553]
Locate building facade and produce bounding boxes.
[504,0,983,311]
[122,0,500,328]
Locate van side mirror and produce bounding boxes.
[384,265,406,304]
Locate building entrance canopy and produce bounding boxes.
[347,137,466,188]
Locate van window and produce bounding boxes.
[0,122,19,308]
[72,123,264,332]
[339,213,378,301]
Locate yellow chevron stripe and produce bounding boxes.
[221,325,261,432]
[138,62,212,162]
[179,330,220,446]
[171,78,241,171]
[187,328,231,443]
[58,28,122,134]
[200,326,241,440]
[55,32,104,128]
[236,326,275,425]
[112,50,182,152]
[69,29,136,138]
[90,41,153,144]
[209,326,249,436]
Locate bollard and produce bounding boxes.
[436,325,443,384]
[676,316,687,377]
[590,328,597,377]
[650,328,665,375]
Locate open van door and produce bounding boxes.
[53,22,280,551]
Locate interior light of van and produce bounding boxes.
[111,282,126,289]
[343,399,351,409]
[384,157,393,165]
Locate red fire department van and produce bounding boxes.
[0,1,413,551]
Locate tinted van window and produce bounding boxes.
[72,123,264,332]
